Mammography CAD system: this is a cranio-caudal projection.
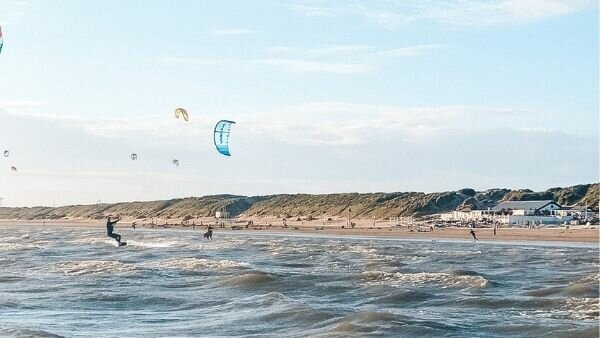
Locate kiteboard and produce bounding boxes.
[118,242,127,247]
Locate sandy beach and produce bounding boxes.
[2,218,598,243]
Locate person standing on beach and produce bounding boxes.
[106,216,122,245]
[470,229,478,241]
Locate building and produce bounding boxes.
[441,200,573,226]
[492,200,561,216]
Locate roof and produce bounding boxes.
[492,200,559,211]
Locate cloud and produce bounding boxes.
[288,0,596,28]
[367,44,446,57]
[162,56,371,74]
[241,102,539,146]
[161,43,444,75]
[1,102,540,148]
[0,100,47,108]
[262,58,369,74]
[211,28,255,36]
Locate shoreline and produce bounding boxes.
[1,219,598,244]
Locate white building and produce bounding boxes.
[441,200,574,225]
[492,200,561,216]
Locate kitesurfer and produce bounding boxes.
[106,216,122,244]
[469,228,478,241]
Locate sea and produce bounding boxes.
[0,225,598,337]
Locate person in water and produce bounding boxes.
[204,225,213,240]
[470,228,478,241]
[106,216,122,244]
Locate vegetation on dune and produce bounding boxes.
[0,183,596,221]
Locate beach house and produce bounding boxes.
[440,200,574,225]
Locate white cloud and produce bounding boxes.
[163,43,443,74]
[368,44,446,57]
[242,102,537,146]
[211,28,255,36]
[162,56,371,74]
[288,0,596,28]
[1,102,536,147]
[262,58,370,74]
[0,100,47,108]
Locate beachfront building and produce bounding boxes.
[440,200,575,226]
[492,200,560,216]
[491,200,569,225]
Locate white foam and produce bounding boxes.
[51,260,135,276]
[143,257,249,271]
[0,242,44,251]
[362,270,488,288]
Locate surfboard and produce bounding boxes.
[119,242,127,247]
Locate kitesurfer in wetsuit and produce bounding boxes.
[106,216,122,244]
[469,228,478,241]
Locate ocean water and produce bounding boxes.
[0,225,598,337]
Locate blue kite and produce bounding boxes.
[214,120,236,156]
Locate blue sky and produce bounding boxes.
[0,0,598,207]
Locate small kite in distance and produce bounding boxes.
[3,150,8,157]
[0,25,3,55]
[10,166,17,172]
[172,159,179,167]
[130,153,138,160]
[174,108,189,122]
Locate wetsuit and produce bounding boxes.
[107,219,121,243]
[470,229,478,241]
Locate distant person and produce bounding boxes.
[131,222,136,231]
[204,225,213,240]
[470,229,478,241]
[106,216,123,245]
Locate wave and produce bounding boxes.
[0,328,64,337]
[0,242,44,251]
[71,237,117,246]
[0,275,27,283]
[362,270,488,288]
[223,271,274,286]
[143,257,248,271]
[50,260,135,276]
[561,298,599,320]
[526,273,599,298]
[124,239,188,248]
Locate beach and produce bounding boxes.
[1,218,598,243]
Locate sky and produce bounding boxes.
[0,0,598,207]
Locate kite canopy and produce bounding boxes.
[10,166,16,172]
[214,120,235,156]
[172,159,179,166]
[174,108,189,122]
[0,25,3,54]
[130,153,138,160]
[3,150,8,157]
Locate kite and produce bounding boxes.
[214,120,235,156]
[174,108,189,122]
[130,153,138,160]
[0,25,3,55]
[3,150,8,157]
[172,159,179,167]
[10,166,16,172]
